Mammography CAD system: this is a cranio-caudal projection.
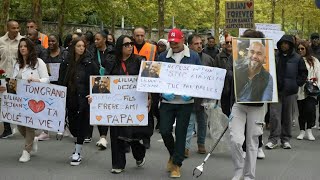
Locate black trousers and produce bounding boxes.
[298,96,317,130]
[87,125,108,138]
[221,94,231,117]
[151,93,161,127]
[110,126,146,169]
[3,122,11,133]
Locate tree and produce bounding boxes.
[32,0,42,30]
[0,0,10,35]
[158,0,165,38]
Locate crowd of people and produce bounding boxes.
[0,19,320,179]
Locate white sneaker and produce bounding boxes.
[96,137,107,150]
[242,151,246,159]
[70,153,81,166]
[257,148,265,159]
[31,137,38,154]
[306,129,315,141]
[297,130,305,140]
[37,132,50,141]
[19,150,30,162]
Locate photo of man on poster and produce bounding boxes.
[234,39,274,102]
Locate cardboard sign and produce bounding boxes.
[239,28,285,47]
[232,38,278,103]
[90,76,148,126]
[225,1,254,29]
[255,23,281,31]
[0,79,66,132]
[137,61,227,100]
[47,63,60,82]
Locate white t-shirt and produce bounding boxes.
[171,51,185,64]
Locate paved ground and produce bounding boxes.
[0,123,320,180]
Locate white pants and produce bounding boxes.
[229,103,266,180]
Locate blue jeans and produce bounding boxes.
[185,109,207,150]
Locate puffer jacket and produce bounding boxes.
[276,35,308,95]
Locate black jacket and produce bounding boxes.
[276,35,308,95]
[311,45,320,61]
[203,46,220,59]
[44,47,69,64]
[214,49,233,97]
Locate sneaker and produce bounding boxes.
[306,129,315,141]
[31,137,38,154]
[184,149,189,158]
[281,142,292,149]
[37,132,50,141]
[70,153,81,166]
[296,130,305,140]
[242,151,246,159]
[0,130,13,139]
[96,137,107,150]
[84,137,92,143]
[257,148,265,159]
[19,150,30,162]
[170,164,181,178]
[167,157,173,172]
[265,142,278,149]
[136,157,146,167]
[111,168,124,174]
[197,144,206,154]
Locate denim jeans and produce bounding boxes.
[185,109,207,150]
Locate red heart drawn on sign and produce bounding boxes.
[247,2,253,8]
[28,100,45,113]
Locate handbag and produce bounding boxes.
[304,80,320,96]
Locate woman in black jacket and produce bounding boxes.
[60,37,99,166]
[104,35,149,174]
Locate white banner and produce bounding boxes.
[47,63,60,82]
[0,79,66,132]
[90,76,148,126]
[255,23,281,31]
[137,61,227,100]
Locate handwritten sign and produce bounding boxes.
[225,1,254,29]
[0,79,66,132]
[255,23,281,31]
[90,76,148,126]
[239,28,285,47]
[47,63,60,82]
[137,61,227,100]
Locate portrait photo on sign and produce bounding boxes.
[232,38,278,103]
[6,78,17,94]
[140,61,161,78]
[91,76,111,94]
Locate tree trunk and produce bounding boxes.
[270,0,276,24]
[158,0,165,39]
[281,3,285,31]
[32,0,42,30]
[111,14,115,34]
[301,13,304,37]
[214,0,220,41]
[0,0,10,35]
[58,0,65,38]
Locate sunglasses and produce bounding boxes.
[298,47,305,51]
[122,42,134,48]
[225,41,232,45]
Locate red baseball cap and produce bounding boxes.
[168,28,184,43]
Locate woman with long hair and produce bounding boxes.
[92,35,149,174]
[60,37,99,166]
[296,40,320,141]
[14,38,49,162]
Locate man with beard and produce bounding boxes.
[92,77,110,93]
[235,41,273,102]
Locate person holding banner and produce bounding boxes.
[229,30,268,180]
[158,28,201,178]
[102,35,150,174]
[12,38,49,162]
[60,37,99,166]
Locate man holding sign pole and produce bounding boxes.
[158,28,201,178]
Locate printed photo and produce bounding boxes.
[6,78,17,94]
[91,76,110,94]
[141,61,161,78]
[233,38,278,103]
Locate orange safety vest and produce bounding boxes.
[38,32,49,49]
[133,42,157,61]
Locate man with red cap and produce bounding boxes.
[158,28,201,178]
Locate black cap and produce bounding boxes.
[310,33,319,40]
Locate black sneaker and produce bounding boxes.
[136,158,146,167]
[84,137,92,143]
[70,153,81,166]
[0,131,13,139]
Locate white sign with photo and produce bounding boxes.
[137,61,227,100]
[0,79,66,132]
[90,75,148,126]
[47,63,60,82]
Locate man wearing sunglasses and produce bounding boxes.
[214,36,233,117]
